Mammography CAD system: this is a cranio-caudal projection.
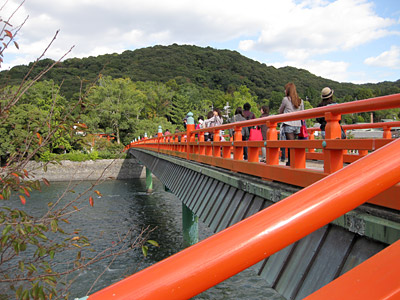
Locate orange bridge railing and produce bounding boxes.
[127,93,400,211]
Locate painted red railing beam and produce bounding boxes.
[89,137,400,300]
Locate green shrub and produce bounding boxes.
[89,150,99,160]
[38,144,127,162]
[60,151,89,162]
[39,151,57,162]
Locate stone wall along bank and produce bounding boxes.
[25,159,145,182]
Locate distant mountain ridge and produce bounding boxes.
[2,44,399,101]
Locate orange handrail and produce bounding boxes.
[89,138,400,300]
[343,121,400,130]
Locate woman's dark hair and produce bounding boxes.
[243,102,251,111]
[319,97,334,106]
[235,107,244,116]
[198,116,204,121]
[207,111,214,119]
[261,105,269,115]
[213,108,222,118]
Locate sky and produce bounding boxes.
[1,0,400,84]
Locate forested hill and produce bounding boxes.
[2,44,400,102]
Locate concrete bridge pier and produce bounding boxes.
[145,167,153,193]
[182,203,199,247]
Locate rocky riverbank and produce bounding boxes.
[25,158,145,182]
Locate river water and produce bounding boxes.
[4,178,284,300]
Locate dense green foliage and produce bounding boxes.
[2,44,399,102]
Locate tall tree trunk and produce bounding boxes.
[116,126,120,144]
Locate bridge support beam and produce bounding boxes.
[145,167,153,193]
[182,203,198,247]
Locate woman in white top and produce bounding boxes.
[279,82,304,165]
[204,108,224,141]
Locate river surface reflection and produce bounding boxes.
[6,178,283,299]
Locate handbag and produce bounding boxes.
[249,128,263,141]
[298,120,309,138]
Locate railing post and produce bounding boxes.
[174,133,179,153]
[199,131,205,155]
[233,126,243,160]
[205,134,213,157]
[266,121,279,165]
[308,129,315,153]
[186,112,195,160]
[383,125,392,139]
[222,142,231,159]
[248,142,259,162]
[324,113,343,173]
[213,129,221,157]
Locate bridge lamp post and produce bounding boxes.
[183,112,199,247]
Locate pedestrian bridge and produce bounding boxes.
[85,94,400,300]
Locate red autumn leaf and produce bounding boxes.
[0,194,4,200]
[19,195,26,205]
[42,178,50,186]
[11,173,20,184]
[23,169,29,177]
[22,187,30,197]
[94,190,102,197]
[89,196,94,207]
[4,30,12,38]
[75,123,87,129]
[13,41,19,49]
[36,132,43,145]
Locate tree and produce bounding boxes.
[355,88,375,101]
[138,81,174,120]
[86,76,146,144]
[269,91,285,114]
[132,117,177,141]
[0,7,154,299]
[229,85,259,117]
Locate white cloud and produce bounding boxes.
[238,0,396,57]
[364,46,400,69]
[270,58,350,82]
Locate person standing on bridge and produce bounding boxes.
[316,87,346,139]
[243,102,255,120]
[229,107,250,160]
[204,108,224,141]
[316,87,334,139]
[241,103,255,160]
[196,116,204,130]
[259,105,269,162]
[204,111,213,141]
[279,82,304,166]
